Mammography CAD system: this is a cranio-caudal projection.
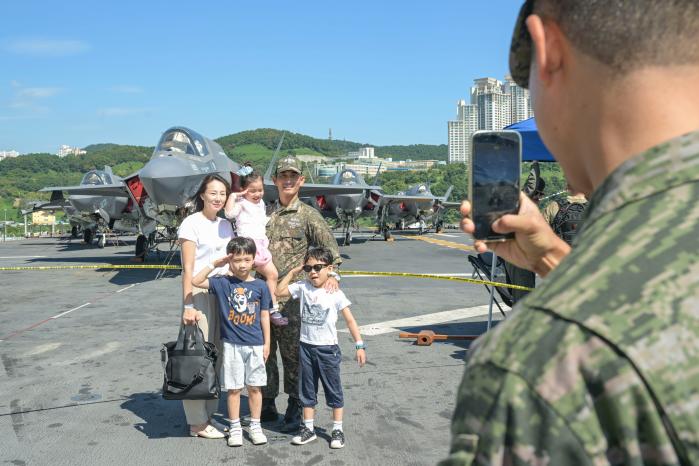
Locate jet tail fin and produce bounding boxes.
[371,162,383,185]
[443,185,454,201]
[264,133,285,181]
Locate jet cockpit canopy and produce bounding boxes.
[81,171,112,186]
[156,128,209,157]
[335,169,365,186]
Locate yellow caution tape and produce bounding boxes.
[0,264,533,291]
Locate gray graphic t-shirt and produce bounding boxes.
[288,280,352,345]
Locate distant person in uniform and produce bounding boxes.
[178,174,234,439]
[542,182,587,245]
[444,1,699,464]
[261,155,342,432]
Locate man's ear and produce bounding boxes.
[527,14,565,87]
[327,264,334,272]
[298,175,305,187]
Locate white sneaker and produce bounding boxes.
[249,428,267,445]
[227,429,243,447]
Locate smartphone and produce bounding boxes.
[469,131,522,241]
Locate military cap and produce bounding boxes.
[509,0,535,89]
[275,155,302,175]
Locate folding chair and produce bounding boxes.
[467,252,511,319]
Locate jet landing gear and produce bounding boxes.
[83,228,93,245]
[135,234,147,260]
[97,234,106,248]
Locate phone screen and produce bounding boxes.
[470,131,521,241]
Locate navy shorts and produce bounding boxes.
[299,342,344,409]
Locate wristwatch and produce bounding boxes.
[355,342,366,350]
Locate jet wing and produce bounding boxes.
[21,200,70,215]
[379,194,437,205]
[40,184,129,197]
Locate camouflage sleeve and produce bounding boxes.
[440,363,591,466]
[304,208,342,267]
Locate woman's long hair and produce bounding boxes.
[193,174,231,212]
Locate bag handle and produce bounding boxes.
[174,322,206,351]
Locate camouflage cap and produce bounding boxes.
[275,155,302,175]
[509,0,535,89]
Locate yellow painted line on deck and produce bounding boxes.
[399,235,474,252]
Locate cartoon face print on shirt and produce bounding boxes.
[302,298,330,326]
[227,287,256,315]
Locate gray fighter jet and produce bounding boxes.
[376,183,456,240]
[32,166,148,248]
[301,168,382,245]
[40,127,243,257]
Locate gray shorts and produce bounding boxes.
[221,342,267,390]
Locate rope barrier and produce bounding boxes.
[0,264,533,291]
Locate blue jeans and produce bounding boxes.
[299,342,344,409]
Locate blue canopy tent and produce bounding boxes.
[505,117,556,162]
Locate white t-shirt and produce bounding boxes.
[178,212,234,276]
[288,280,352,346]
[228,198,268,240]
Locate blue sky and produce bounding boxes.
[1,0,520,154]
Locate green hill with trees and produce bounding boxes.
[0,128,565,223]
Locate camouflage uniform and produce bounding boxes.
[442,131,699,465]
[263,195,342,401]
[541,193,588,225]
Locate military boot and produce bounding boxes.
[281,397,302,432]
[260,398,279,423]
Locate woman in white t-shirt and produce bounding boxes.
[178,174,234,439]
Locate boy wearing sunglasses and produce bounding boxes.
[276,247,366,449]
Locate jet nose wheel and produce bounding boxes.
[83,228,93,245]
[71,225,79,238]
[135,234,147,260]
[383,228,392,241]
[344,230,352,246]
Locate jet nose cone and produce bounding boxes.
[140,155,195,206]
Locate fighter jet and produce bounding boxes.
[376,183,456,240]
[32,166,148,248]
[301,168,382,246]
[41,127,243,257]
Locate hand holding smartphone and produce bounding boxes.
[469,131,522,241]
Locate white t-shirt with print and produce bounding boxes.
[178,212,234,276]
[288,280,352,346]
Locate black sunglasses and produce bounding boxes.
[509,0,535,89]
[302,264,329,273]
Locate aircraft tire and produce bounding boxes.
[344,231,352,246]
[135,234,147,259]
[97,234,106,248]
[71,225,79,238]
[383,229,391,241]
[83,228,93,245]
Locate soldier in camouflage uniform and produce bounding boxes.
[261,155,342,430]
[444,1,699,464]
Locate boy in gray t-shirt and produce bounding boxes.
[276,247,366,449]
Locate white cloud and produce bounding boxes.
[17,87,62,98]
[109,85,144,94]
[2,38,90,57]
[97,107,152,117]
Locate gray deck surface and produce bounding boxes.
[0,230,510,466]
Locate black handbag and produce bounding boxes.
[161,324,220,400]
